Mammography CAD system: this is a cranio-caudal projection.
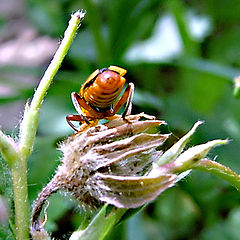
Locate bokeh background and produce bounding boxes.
[1,0,240,239]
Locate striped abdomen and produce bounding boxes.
[82,70,126,108]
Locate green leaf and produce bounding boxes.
[69,205,126,240]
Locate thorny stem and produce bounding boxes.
[6,11,85,240]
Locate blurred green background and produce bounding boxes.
[1,0,240,239]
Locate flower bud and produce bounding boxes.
[31,114,177,232]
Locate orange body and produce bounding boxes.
[66,66,134,131]
[81,68,126,113]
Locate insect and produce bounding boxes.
[66,66,134,131]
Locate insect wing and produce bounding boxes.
[89,173,177,208]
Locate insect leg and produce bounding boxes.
[112,83,134,118]
[66,114,89,131]
[72,92,105,118]
[122,82,134,118]
[66,114,99,132]
[71,92,90,123]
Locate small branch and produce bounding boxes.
[193,159,240,191]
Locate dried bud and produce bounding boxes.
[31,114,177,232]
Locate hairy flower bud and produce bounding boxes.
[31,114,177,233]
[31,115,229,240]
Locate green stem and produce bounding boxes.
[8,11,86,240]
[193,159,240,191]
[19,11,85,158]
[11,159,29,240]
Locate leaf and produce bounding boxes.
[69,205,126,240]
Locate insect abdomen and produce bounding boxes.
[83,70,126,108]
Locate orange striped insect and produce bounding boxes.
[66,66,134,131]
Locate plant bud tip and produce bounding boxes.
[73,10,86,19]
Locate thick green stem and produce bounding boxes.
[11,159,29,240]
[193,159,240,191]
